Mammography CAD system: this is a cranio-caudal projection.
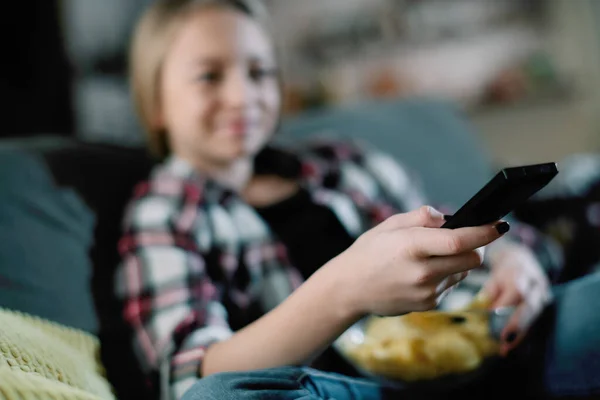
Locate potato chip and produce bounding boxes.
[344,306,500,381]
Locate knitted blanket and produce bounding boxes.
[0,308,115,400]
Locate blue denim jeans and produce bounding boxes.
[182,273,600,399]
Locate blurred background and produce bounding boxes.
[2,5,600,395]
[4,0,600,166]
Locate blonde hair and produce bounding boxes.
[129,0,271,158]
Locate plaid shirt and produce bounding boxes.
[115,140,562,400]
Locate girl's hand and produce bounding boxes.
[333,206,508,318]
[483,241,553,356]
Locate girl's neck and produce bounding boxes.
[191,156,254,193]
[180,154,300,207]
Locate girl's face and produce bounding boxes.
[158,6,280,169]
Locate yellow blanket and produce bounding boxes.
[0,308,115,400]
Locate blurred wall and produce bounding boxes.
[471,0,600,166]
[3,0,599,167]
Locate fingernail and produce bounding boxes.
[505,331,518,343]
[495,221,510,235]
[443,214,453,221]
[428,207,444,219]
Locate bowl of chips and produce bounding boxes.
[333,293,514,388]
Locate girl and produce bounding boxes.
[117,1,599,399]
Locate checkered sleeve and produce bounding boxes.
[359,146,427,213]
[305,138,429,224]
[116,180,232,400]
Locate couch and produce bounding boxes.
[0,98,503,399]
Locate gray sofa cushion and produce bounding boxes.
[0,137,156,400]
[0,148,97,332]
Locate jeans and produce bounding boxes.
[182,273,600,399]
